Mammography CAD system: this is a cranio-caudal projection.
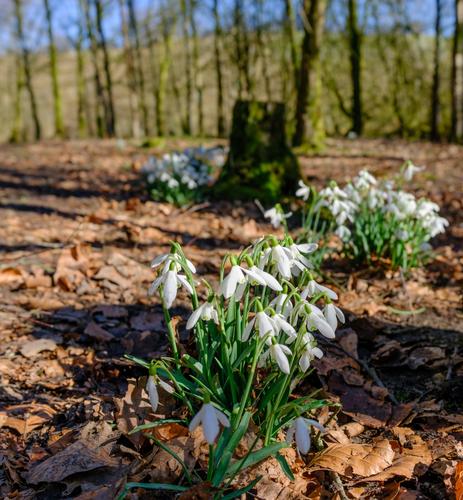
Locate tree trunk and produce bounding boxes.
[14,0,41,140]
[233,0,253,99]
[94,0,116,136]
[180,0,193,135]
[126,0,149,136]
[451,0,463,141]
[213,0,225,137]
[81,0,105,137]
[10,55,23,143]
[254,0,272,102]
[76,21,87,138]
[430,0,442,141]
[43,0,64,137]
[293,0,327,148]
[190,0,204,137]
[118,0,140,137]
[348,0,362,136]
[215,100,300,202]
[282,0,298,101]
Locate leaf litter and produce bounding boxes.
[0,139,461,498]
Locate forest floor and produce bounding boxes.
[0,138,462,499]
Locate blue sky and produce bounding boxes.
[0,0,456,53]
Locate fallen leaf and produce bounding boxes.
[25,440,119,485]
[455,462,463,500]
[153,423,189,441]
[84,321,114,341]
[0,267,25,286]
[20,338,58,358]
[312,439,395,478]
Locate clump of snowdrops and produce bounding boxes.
[142,146,226,206]
[295,161,448,270]
[126,235,341,497]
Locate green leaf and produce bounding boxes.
[117,482,189,500]
[124,354,150,368]
[221,476,262,500]
[226,442,288,477]
[129,418,187,435]
[275,452,295,481]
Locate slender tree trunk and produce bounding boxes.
[81,0,105,137]
[293,0,327,148]
[213,0,225,136]
[13,0,41,140]
[180,0,193,135]
[190,0,204,136]
[43,0,64,137]
[282,0,299,101]
[430,0,442,141]
[126,0,149,136]
[450,0,463,141]
[10,55,23,143]
[348,0,362,135]
[254,0,272,102]
[76,23,87,138]
[94,0,116,136]
[118,0,140,137]
[233,0,253,98]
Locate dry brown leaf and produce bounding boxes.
[356,428,432,483]
[311,439,395,478]
[84,321,114,341]
[20,338,58,358]
[0,267,25,285]
[25,440,119,485]
[454,461,463,499]
[153,423,189,441]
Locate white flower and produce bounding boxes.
[354,170,377,190]
[220,264,281,299]
[402,162,424,181]
[283,242,317,274]
[267,245,292,278]
[186,302,219,329]
[245,266,283,292]
[295,180,311,200]
[323,303,345,332]
[264,207,292,228]
[151,253,196,274]
[189,403,230,444]
[146,375,175,412]
[335,225,351,241]
[301,279,338,301]
[293,302,336,339]
[269,293,293,319]
[149,268,193,308]
[259,342,292,374]
[286,417,326,454]
[219,265,247,299]
[242,310,276,341]
[299,334,324,372]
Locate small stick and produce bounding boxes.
[330,471,349,500]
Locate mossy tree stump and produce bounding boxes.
[215,100,300,203]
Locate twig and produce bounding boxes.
[330,471,349,500]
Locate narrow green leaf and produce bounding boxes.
[276,452,295,481]
[226,442,288,477]
[221,476,262,500]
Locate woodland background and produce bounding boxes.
[1,0,463,145]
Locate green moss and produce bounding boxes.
[140,137,166,149]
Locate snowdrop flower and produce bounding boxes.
[402,161,424,181]
[220,263,281,299]
[293,301,336,339]
[295,180,311,200]
[146,374,175,412]
[301,279,338,301]
[323,303,345,331]
[283,242,317,274]
[242,310,276,341]
[272,313,297,339]
[286,417,326,454]
[261,244,293,279]
[354,170,377,190]
[299,333,324,372]
[259,341,292,374]
[189,403,230,444]
[186,301,219,329]
[151,252,196,275]
[149,266,193,308]
[264,207,292,228]
[269,293,293,319]
[335,225,351,241]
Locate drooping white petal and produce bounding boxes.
[295,417,311,454]
[214,408,230,428]
[202,403,220,444]
[176,274,193,294]
[148,276,163,296]
[253,267,283,291]
[304,418,326,434]
[186,303,204,329]
[324,303,338,331]
[146,375,159,412]
[188,407,203,432]
[220,265,245,299]
[242,267,267,286]
[242,316,256,341]
[310,313,336,339]
[151,254,169,268]
[286,425,296,444]
[335,306,345,323]
[256,312,275,337]
[163,270,178,308]
[158,378,175,394]
[271,344,291,374]
[296,243,318,254]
